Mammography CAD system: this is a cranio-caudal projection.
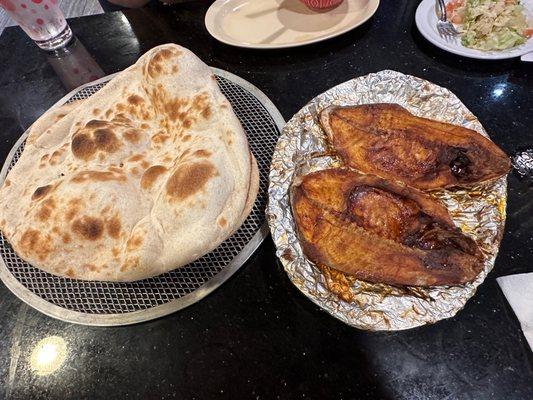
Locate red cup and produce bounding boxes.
[299,0,344,10]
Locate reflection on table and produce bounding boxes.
[46,37,105,90]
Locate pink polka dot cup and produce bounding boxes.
[0,0,72,50]
[299,0,344,10]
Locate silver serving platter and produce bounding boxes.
[0,68,284,326]
[267,70,506,330]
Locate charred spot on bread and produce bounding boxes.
[32,185,53,200]
[165,161,217,200]
[72,216,104,241]
[141,165,167,190]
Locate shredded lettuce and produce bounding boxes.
[456,0,528,51]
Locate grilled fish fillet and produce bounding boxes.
[320,103,511,190]
[291,169,484,286]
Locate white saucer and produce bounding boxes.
[205,0,380,49]
[415,0,533,60]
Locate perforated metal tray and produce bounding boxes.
[0,68,284,326]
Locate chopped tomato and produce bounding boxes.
[446,0,463,15]
[524,28,533,38]
[445,3,454,14]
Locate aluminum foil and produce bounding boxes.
[266,70,507,331]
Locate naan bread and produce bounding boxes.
[25,100,84,147]
[0,44,258,281]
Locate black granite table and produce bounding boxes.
[0,1,532,399]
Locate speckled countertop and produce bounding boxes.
[0,1,531,399]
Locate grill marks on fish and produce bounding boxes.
[344,185,478,259]
[322,103,511,190]
[292,169,484,286]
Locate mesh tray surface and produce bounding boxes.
[0,72,281,322]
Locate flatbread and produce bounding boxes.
[26,100,83,146]
[0,44,258,281]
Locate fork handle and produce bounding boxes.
[436,0,447,22]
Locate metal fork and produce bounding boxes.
[435,0,461,41]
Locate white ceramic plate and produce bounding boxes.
[415,0,533,60]
[205,0,380,49]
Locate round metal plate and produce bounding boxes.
[0,68,284,326]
